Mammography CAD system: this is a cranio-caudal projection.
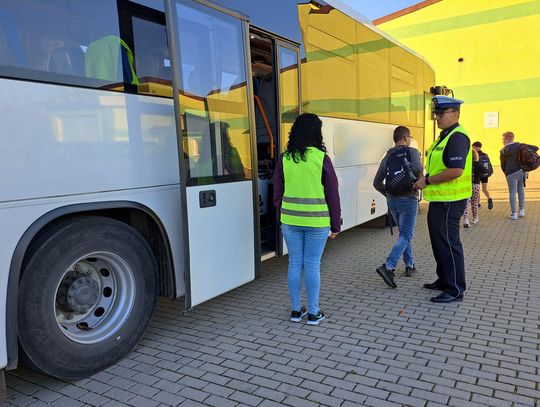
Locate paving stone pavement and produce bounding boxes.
[5,175,540,407]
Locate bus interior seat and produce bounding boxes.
[47,42,85,76]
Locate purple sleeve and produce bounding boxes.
[322,154,341,233]
[272,157,284,214]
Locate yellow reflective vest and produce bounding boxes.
[424,125,472,202]
[281,147,330,227]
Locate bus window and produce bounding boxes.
[0,0,134,91]
[131,16,172,97]
[175,0,251,185]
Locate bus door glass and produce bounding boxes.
[276,42,300,255]
[165,0,259,309]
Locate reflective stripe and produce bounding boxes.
[282,196,327,205]
[424,187,472,196]
[281,208,330,217]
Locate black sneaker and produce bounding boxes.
[307,309,325,325]
[376,264,397,288]
[488,198,494,210]
[405,265,416,277]
[290,306,307,322]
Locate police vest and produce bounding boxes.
[424,125,472,202]
[281,147,330,228]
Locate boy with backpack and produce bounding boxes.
[472,141,494,209]
[373,126,423,288]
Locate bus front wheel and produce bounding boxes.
[17,216,158,380]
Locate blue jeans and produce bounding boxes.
[281,224,330,315]
[386,197,418,270]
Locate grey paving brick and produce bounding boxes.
[364,397,403,407]
[493,390,537,406]
[26,401,49,407]
[152,390,184,407]
[103,387,134,403]
[126,395,160,407]
[204,395,237,407]
[377,380,412,395]
[178,387,209,403]
[5,392,39,407]
[257,400,284,407]
[470,394,512,407]
[388,393,427,407]
[78,391,110,407]
[447,397,486,407]
[306,391,344,407]
[252,387,287,403]
[50,396,85,407]
[282,395,319,407]
[229,390,263,406]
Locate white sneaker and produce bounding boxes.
[463,221,470,228]
[509,213,518,220]
[519,210,525,218]
[472,217,479,224]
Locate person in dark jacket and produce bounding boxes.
[500,131,525,220]
[373,126,423,287]
[273,113,341,325]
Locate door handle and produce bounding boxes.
[199,190,217,208]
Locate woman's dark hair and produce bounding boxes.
[472,141,482,148]
[285,113,326,162]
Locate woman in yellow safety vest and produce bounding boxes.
[273,113,341,325]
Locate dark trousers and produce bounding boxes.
[427,199,468,297]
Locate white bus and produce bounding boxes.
[0,0,435,379]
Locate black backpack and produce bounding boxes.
[478,152,493,179]
[385,148,416,195]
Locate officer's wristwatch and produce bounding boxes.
[425,175,431,185]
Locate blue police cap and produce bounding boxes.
[432,95,464,112]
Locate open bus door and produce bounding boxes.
[165,0,260,309]
[249,29,301,258]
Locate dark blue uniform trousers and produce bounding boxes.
[427,199,468,297]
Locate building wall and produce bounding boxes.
[376,0,540,163]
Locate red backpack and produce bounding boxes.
[519,143,540,172]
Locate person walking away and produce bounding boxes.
[273,113,341,325]
[414,96,472,303]
[500,131,525,220]
[373,126,423,288]
[463,149,482,227]
[472,141,494,209]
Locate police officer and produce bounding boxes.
[414,96,472,303]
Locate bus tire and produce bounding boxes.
[17,216,158,380]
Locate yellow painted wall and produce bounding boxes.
[378,0,540,163]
